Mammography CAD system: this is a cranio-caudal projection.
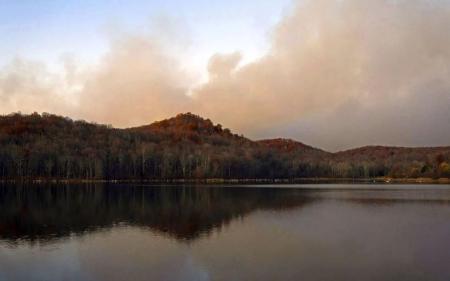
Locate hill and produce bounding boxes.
[0,112,449,180]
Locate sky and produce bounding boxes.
[0,0,290,75]
[1,0,449,151]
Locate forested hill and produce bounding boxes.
[0,112,449,180]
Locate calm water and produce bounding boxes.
[1,183,450,281]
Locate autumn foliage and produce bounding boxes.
[0,112,449,180]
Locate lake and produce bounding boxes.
[1,183,450,281]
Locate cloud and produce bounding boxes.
[1,0,450,150]
[192,0,450,149]
[0,58,72,115]
[77,35,193,126]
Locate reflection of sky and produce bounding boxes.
[1,200,450,281]
[0,0,291,75]
[0,241,91,281]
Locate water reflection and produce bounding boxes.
[0,183,315,243]
[1,183,450,245]
[1,184,450,281]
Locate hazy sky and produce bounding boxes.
[1,0,449,151]
[0,0,290,74]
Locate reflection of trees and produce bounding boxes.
[0,184,312,244]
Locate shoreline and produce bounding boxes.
[1,177,449,185]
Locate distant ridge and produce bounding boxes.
[0,112,449,180]
[257,138,328,154]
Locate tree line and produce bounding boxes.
[0,112,449,180]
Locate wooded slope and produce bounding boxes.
[0,112,449,180]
